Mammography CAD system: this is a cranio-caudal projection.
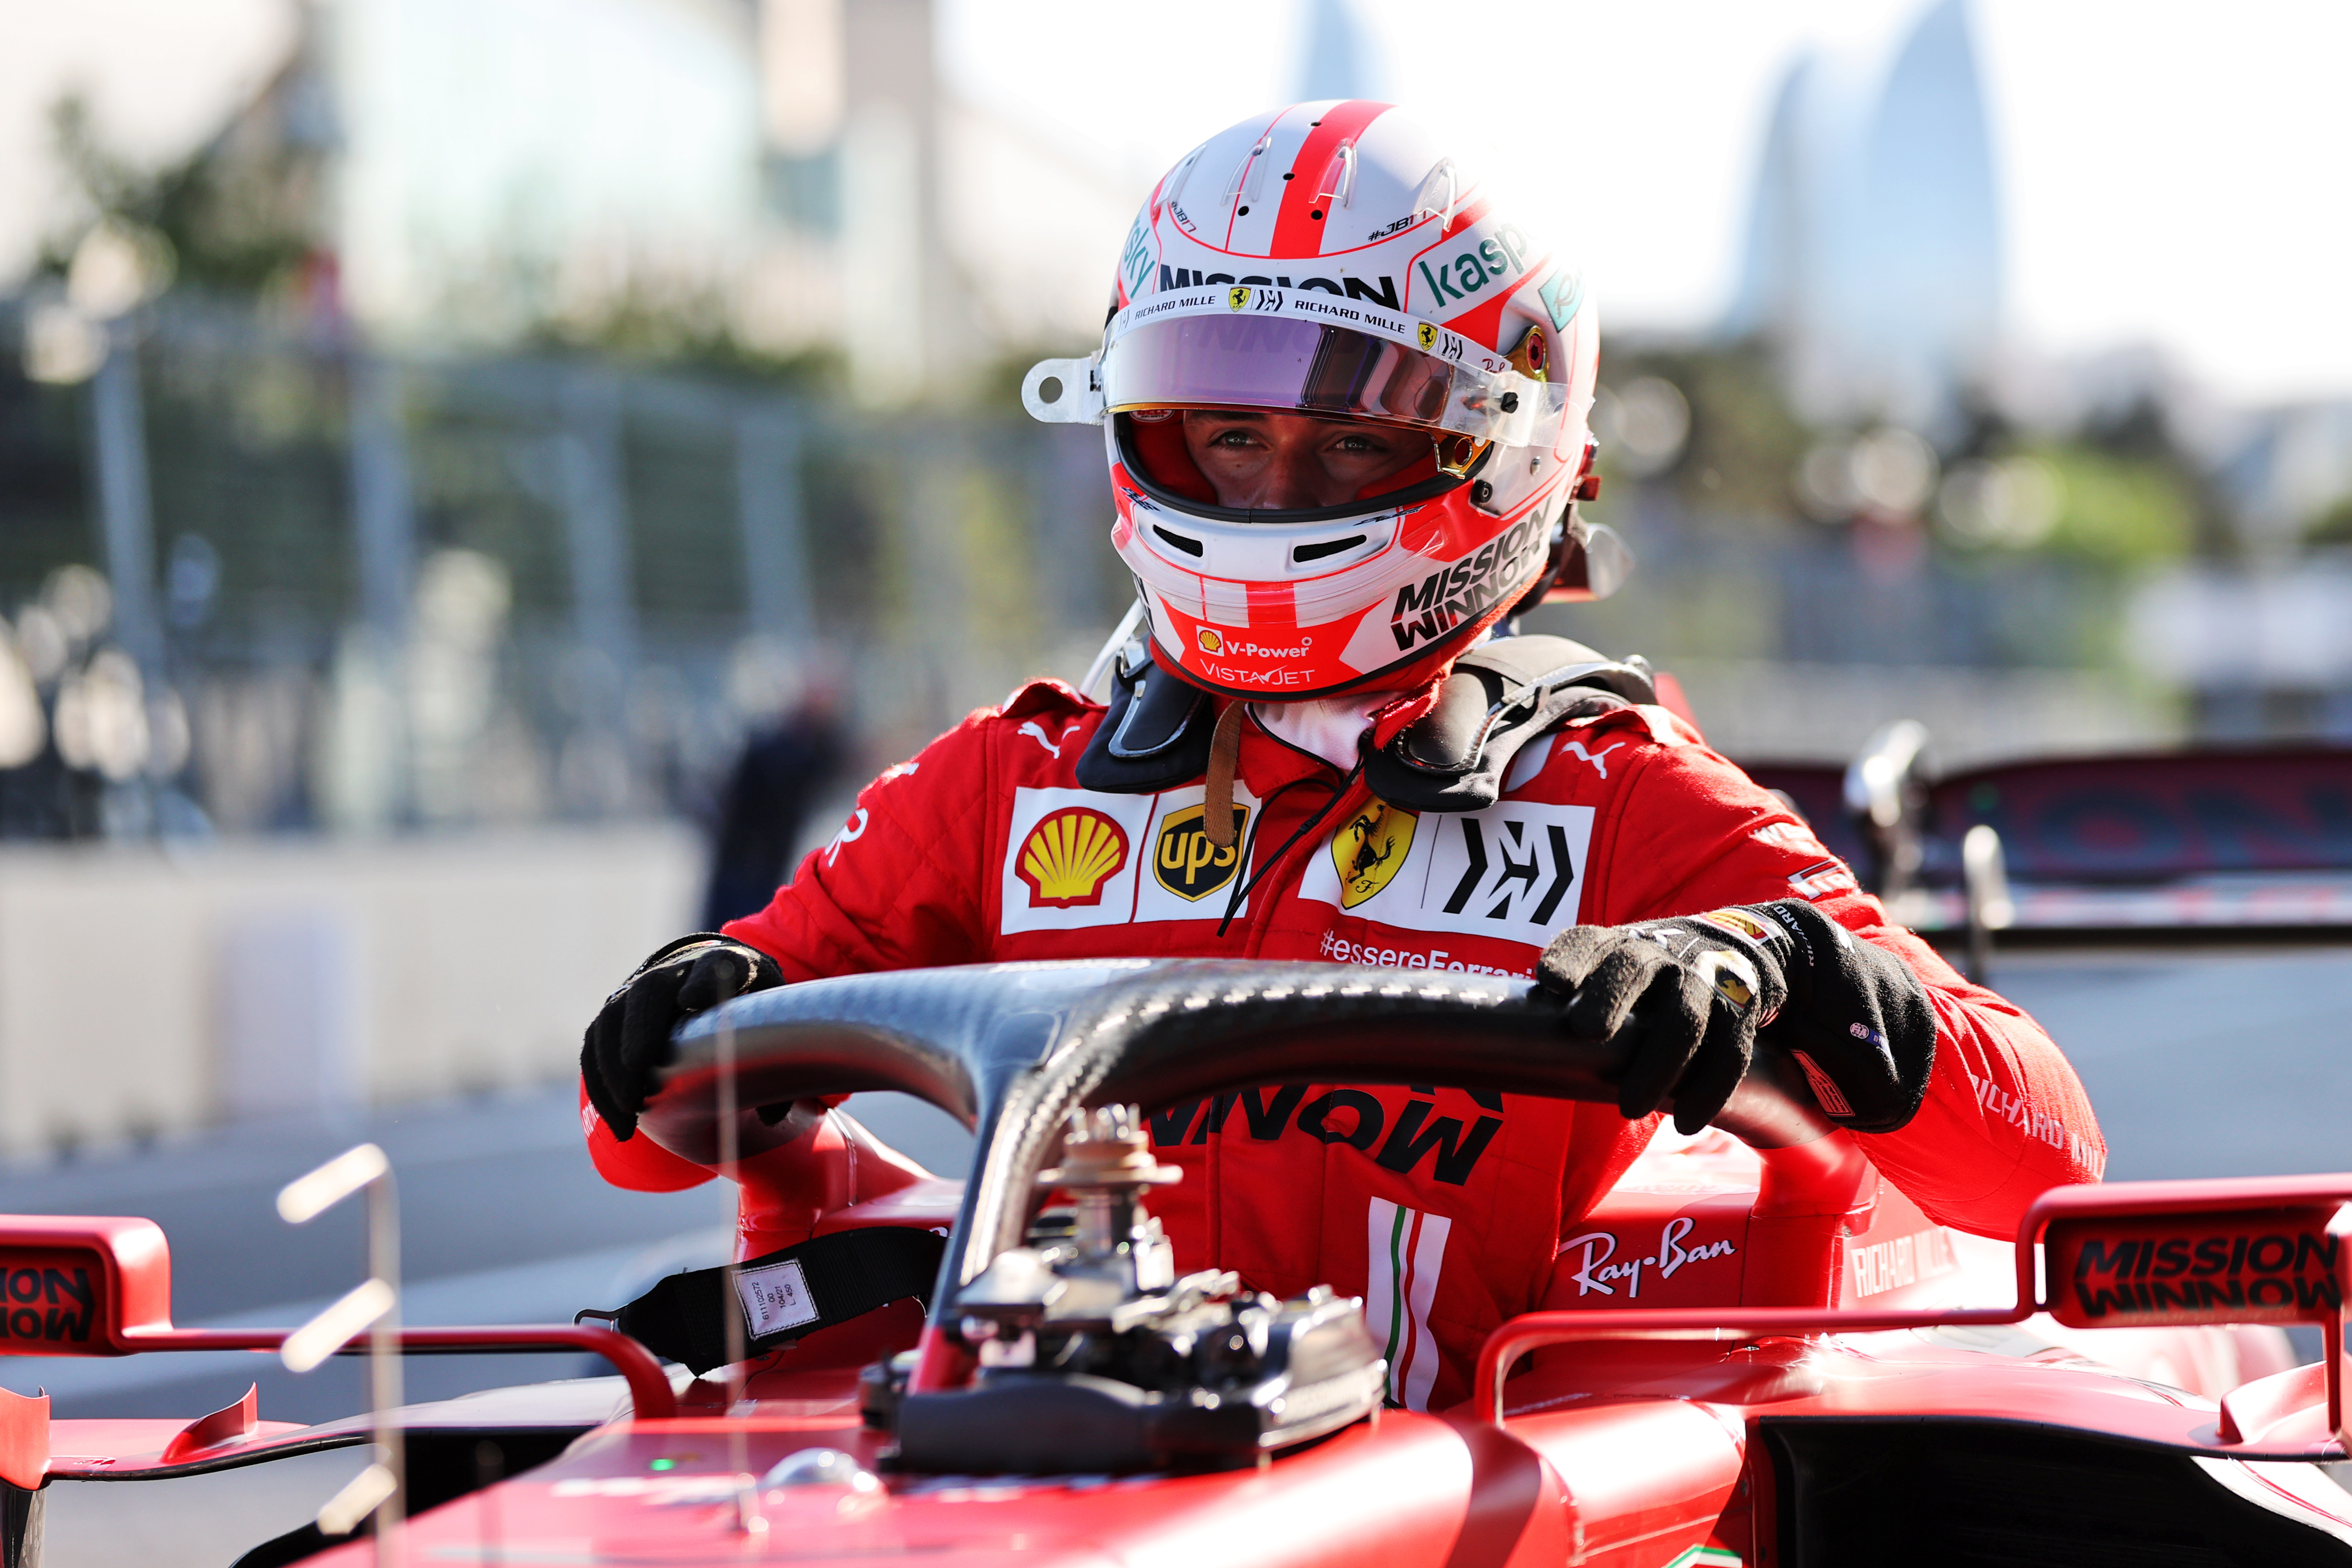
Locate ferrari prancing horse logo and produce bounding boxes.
[1332,799,1418,909]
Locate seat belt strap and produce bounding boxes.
[591,1225,945,1375]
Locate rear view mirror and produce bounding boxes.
[2027,1176,2352,1451]
[2046,1207,2342,1329]
[0,1217,173,1355]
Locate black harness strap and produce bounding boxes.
[1074,652,1213,793]
[594,1226,945,1375]
[1074,634,1660,815]
[1361,635,1657,814]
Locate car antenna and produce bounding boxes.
[717,1000,765,1536]
[278,1142,405,1564]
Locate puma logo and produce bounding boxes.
[1019,721,1062,759]
[1562,740,1625,779]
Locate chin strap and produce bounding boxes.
[1202,704,1246,849]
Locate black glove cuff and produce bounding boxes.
[1741,900,1937,1133]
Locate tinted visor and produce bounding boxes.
[1104,315,1457,430]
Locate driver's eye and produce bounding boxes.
[1208,429,1259,449]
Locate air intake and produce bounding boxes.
[1292,535,1367,564]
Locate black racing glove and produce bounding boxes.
[1537,900,1933,1136]
[581,934,784,1141]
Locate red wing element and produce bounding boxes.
[0,1387,46,1491]
[159,1384,258,1465]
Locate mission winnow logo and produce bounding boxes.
[1390,516,1549,651]
[2063,1225,2341,1321]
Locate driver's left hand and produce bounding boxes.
[1536,901,1935,1136]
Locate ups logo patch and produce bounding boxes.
[1154,803,1249,900]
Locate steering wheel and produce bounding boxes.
[642,959,1835,1325]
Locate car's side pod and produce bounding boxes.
[1478,1171,2352,1454]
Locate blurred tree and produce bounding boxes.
[2020,442,2195,566]
[521,272,847,387]
[2307,493,2352,548]
[41,91,321,300]
[1599,339,1813,521]
[2076,392,2233,558]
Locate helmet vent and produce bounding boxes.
[1291,535,1367,564]
[1150,526,1204,557]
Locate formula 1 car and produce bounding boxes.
[1746,729,2352,962]
[2,956,2348,1567]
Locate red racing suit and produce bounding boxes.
[586,679,2104,1409]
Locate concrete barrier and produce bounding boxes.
[0,827,701,1161]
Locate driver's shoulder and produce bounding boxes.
[971,677,1108,780]
[1507,702,1709,802]
[1513,705,1791,857]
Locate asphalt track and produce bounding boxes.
[6,944,2348,1564]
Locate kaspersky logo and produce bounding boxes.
[1414,223,1536,312]
[1118,213,1154,302]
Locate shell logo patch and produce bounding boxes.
[1197,627,1223,654]
[1154,803,1248,901]
[1332,799,1418,909]
[1017,808,1130,908]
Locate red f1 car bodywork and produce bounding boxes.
[2,954,2348,1568]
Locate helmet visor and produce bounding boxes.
[1105,314,1456,430]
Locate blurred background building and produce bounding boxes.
[0,0,2349,1158]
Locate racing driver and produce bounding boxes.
[577,103,2104,1411]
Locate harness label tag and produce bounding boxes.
[736,1257,821,1339]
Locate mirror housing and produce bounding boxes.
[2045,1206,2342,1329]
[0,1216,173,1355]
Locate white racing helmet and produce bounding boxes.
[1027,101,1627,701]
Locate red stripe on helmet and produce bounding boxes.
[1439,196,1491,242]
[1438,290,1516,362]
[1219,109,1291,253]
[1246,579,1299,629]
[1270,100,1390,260]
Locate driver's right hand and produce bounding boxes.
[581,934,784,1140]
